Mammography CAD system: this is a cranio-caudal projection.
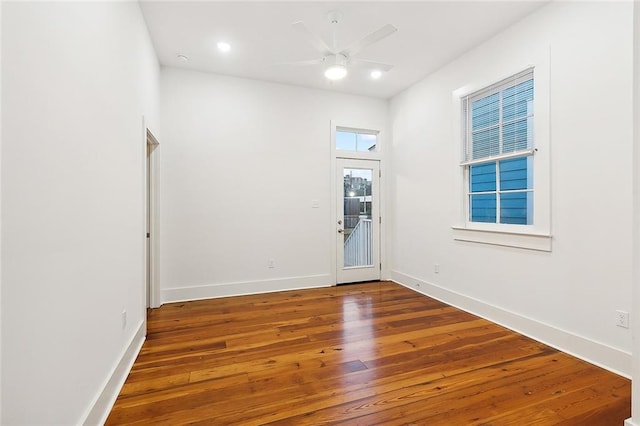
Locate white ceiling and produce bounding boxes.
[139,1,548,99]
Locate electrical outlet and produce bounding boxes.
[615,310,629,328]
[121,310,127,330]
[434,264,440,274]
[268,259,275,268]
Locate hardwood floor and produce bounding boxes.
[106,281,630,425]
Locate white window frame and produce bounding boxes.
[463,68,535,227]
[333,125,382,160]
[451,49,552,251]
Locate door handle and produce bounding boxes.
[338,229,344,233]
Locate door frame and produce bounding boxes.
[143,118,160,309]
[329,120,386,286]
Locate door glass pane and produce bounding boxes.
[343,168,373,267]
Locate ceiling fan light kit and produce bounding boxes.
[325,65,348,81]
[291,10,397,82]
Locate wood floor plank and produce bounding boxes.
[106,281,630,425]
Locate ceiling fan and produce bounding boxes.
[291,10,397,81]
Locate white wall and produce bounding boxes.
[0,0,3,420]
[389,1,634,375]
[160,68,387,302]
[629,0,640,423]
[1,2,159,424]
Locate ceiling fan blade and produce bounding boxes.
[349,58,394,72]
[342,24,397,58]
[277,58,326,67]
[292,21,332,55]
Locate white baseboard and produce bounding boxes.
[162,274,333,304]
[81,320,146,426]
[391,270,631,378]
[625,418,638,426]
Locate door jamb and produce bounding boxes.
[144,119,160,309]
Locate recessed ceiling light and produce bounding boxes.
[325,65,347,81]
[177,54,189,62]
[370,70,383,79]
[217,42,231,53]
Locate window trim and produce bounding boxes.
[463,69,534,226]
[336,126,380,154]
[451,48,551,251]
[460,148,535,167]
[332,123,383,161]
[451,225,552,252]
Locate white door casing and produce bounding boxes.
[145,127,160,308]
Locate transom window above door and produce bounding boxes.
[336,129,378,152]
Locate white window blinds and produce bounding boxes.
[461,68,535,165]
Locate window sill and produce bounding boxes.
[451,226,552,252]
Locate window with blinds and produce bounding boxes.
[461,68,534,225]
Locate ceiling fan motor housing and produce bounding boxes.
[327,10,343,25]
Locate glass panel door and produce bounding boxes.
[336,159,380,284]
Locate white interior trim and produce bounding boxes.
[452,47,552,241]
[331,120,383,162]
[459,148,535,167]
[80,320,146,426]
[630,1,640,424]
[162,274,332,303]
[329,121,338,285]
[145,123,160,309]
[0,0,4,419]
[451,226,552,251]
[391,270,631,378]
